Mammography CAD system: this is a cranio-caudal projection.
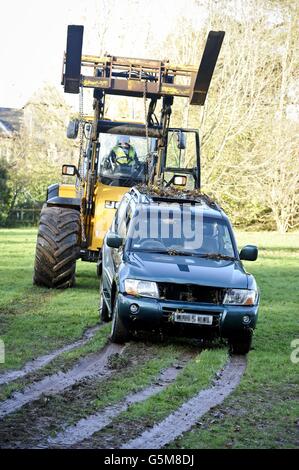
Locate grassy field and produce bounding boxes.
[0,228,99,370]
[0,228,298,448]
[173,231,299,448]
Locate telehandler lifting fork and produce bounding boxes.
[33,25,224,288]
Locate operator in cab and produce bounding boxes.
[107,135,140,170]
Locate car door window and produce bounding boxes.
[218,224,235,257]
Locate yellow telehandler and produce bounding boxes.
[33,25,224,288]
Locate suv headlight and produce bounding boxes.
[124,279,159,298]
[223,289,258,306]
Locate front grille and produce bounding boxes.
[158,283,225,304]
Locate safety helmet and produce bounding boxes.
[117,135,130,146]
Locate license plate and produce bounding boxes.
[172,312,213,325]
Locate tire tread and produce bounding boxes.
[33,205,80,288]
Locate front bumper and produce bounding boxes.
[118,293,259,338]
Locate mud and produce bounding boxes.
[0,342,124,420]
[122,355,247,449]
[0,341,162,448]
[137,184,218,207]
[45,359,189,448]
[0,324,102,386]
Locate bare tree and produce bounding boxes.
[162,0,299,231]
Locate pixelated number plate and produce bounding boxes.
[172,312,213,325]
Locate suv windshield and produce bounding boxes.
[98,134,149,187]
[127,205,236,258]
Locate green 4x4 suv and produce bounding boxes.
[100,187,260,354]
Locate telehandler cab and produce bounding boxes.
[33,25,224,288]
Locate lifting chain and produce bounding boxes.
[143,81,155,184]
[143,80,150,157]
[77,86,86,243]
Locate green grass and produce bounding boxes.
[172,231,299,449]
[0,228,298,448]
[86,347,227,448]
[41,342,193,432]
[118,348,227,422]
[0,324,111,401]
[0,341,209,446]
[0,228,99,371]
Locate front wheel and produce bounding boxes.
[110,295,129,343]
[99,288,110,322]
[228,331,253,355]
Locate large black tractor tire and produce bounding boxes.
[33,205,80,289]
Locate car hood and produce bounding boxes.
[121,251,248,289]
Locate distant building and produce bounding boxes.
[0,84,78,164]
[0,107,23,161]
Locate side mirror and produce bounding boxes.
[62,164,79,177]
[173,175,187,186]
[66,119,79,139]
[106,232,123,249]
[239,245,258,261]
[176,131,186,150]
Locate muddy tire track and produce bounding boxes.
[0,324,102,386]
[122,355,247,449]
[45,356,191,448]
[0,342,124,420]
[0,341,185,449]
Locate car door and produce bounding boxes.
[102,196,129,306]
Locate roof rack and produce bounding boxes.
[62,26,225,106]
[132,185,221,211]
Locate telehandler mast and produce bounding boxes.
[33,25,224,288]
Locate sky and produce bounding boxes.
[0,0,207,110]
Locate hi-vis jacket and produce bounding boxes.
[110,145,137,165]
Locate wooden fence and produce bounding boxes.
[7,208,42,226]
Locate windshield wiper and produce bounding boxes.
[133,249,169,255]
[133,249,194,256]
[132,249,236,260]
[166,249,195,256]
[198,253,237,261]
[166,251,237,260]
